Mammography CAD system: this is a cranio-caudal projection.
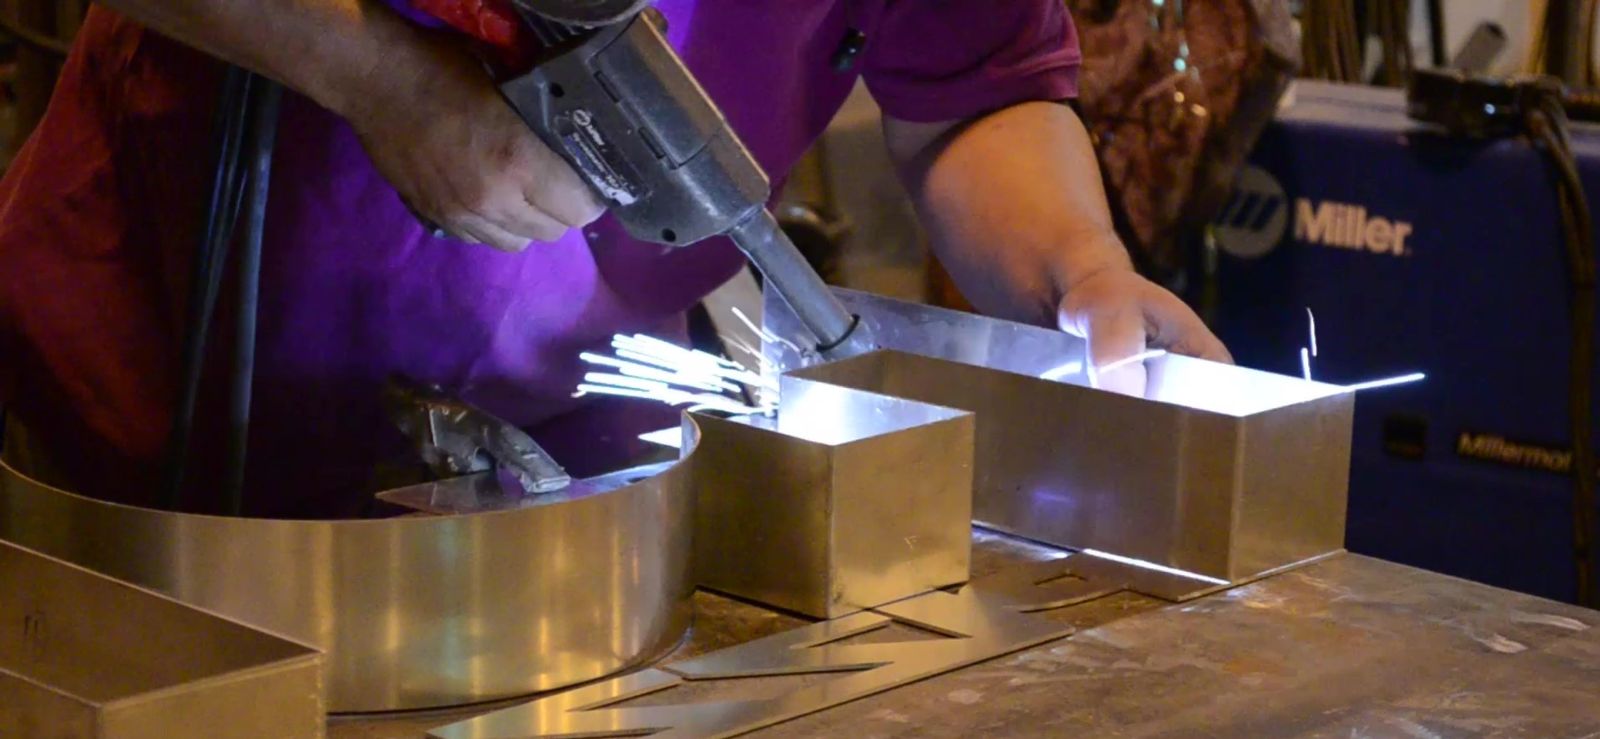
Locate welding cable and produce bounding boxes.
[160,66,255,510]
[221,79,283,517]
[1306,0,1362,83]
[1425,0,1445,68]
[1525,95,1599,608]
[1379,0,1415,87]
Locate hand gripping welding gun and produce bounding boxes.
[496,0,871,359]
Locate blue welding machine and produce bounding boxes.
[1204,80,1600,603]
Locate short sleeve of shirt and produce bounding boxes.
[861,1,1081,123]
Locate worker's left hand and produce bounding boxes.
[1057,267,1233,396]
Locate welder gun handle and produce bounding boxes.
[497,9,869,357]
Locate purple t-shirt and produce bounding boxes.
[0,1,1079,516]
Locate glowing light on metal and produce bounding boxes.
[1094,349,1168,378]
[1306,307,1319,357]
[1039,361,1084,382]
[731,305,801,355]
[1300,348,1313,381]
[574,331,778,417]
[638,428,683,449]
[1080,548,1230,586]
[1344,372,1427,392]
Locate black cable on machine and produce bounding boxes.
[1409,70,1600,608]
[1425,0,1446,68]
[1523,92,1599,609]
[161,66,253,510]
[161,67,282,514]
[222,79,283,516]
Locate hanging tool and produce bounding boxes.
[385,377,572,494]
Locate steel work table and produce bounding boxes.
[332,534,1600,738]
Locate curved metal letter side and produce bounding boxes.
[0,429,700,713]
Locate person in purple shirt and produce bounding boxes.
[0,0,1231,518]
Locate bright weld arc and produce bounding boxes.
[611,336,776,392]
[582,354,736,394]
[576,382,767,415]
[612,334,729,369]
[612,354,743,393]
[1095,349,1168,376]
[1306,307,1319,357]
[575,331,779,416]
[1345,372,1427,392]
[602,341,774,393]
[1080,548,1230,585]
[730,306,801,355]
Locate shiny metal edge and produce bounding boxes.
[429,564,1082,739]
[690,377,975,619]
[423,536,1317,739]
[0,421,702,713]
[1,540,325,738]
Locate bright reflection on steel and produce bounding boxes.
[1142,352,1346,417]
[638,428,682,449]
[732,305,800,356]
[1079,548,1231,586]
[1306,306,1319,357]
[428,540,1268,739]
[1344,372,1427,392]
[1039,360,1084,381]
[1094,349,1168,378]
[574,332,777,416]
[429,559,1076,739]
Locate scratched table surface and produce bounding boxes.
[331,536,1600,738]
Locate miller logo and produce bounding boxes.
[1213,165,1416,259]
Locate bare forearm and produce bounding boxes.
[887,102,1131,326]
[95,0,432,119]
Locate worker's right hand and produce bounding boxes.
[339,37,605,251]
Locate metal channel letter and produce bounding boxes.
[765,288,1355,584]
[0,540,324,738]
[690,376,975,618]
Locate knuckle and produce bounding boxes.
[530,221,568,244]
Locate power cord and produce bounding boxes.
[161,68,282,515]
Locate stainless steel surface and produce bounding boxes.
[689,375,973,618]
[428,547,1085,739]
[766,289,1355,583]
[324,531,1064,739]
[385,378,571,495]
[728,210,865,356]
[761,554,1600,738]
[0,438,697,712]
[1,540,324,738]
[376,462,674,515]
[330,535,1600,739]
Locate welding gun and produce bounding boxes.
[476,0,870,358]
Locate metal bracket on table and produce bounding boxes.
[428,547,1226,739]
